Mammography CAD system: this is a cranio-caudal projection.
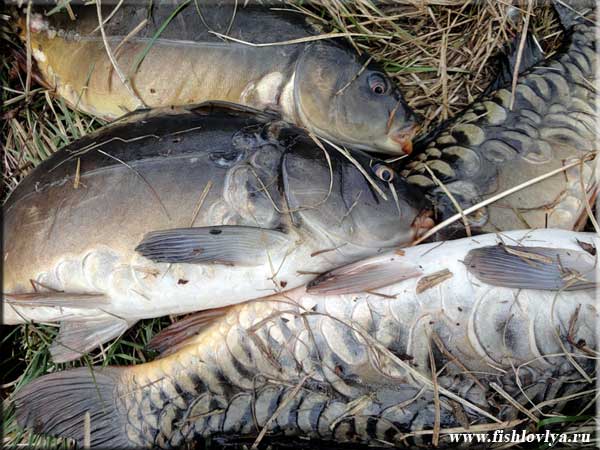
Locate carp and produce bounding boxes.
[17,1,419,154]
[2,102,430,363]
[14,229,597,448]
[403,1,598,233]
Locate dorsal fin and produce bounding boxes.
[189,100,282,121]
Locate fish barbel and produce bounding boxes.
[2,102,430,363]
[16,1,419,154]
[14,229,598,448]
[403,1,598,232]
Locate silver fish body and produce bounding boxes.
[14,229,598,448]
[403,5,598,232]
[2,103,428,362]
[18,2,418,154]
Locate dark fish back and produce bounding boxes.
[43,1,318,44]
[3,104,278,211]
[403,9,597,231]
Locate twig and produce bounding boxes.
[92,0,124,33]
[25,2,32,101]
[189,181,213,227]
[95,0,146,109]
[114,19,149,56]
[250,374,311,449]
[578,158,600,234]
[209,31,393,47]
[490,382,538,422]
[318,136,388,201]
[423,164,471,236]
[509,0,533,110]
[428,338,441,446]
[83,412,91,449]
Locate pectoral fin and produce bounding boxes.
[135,226,292,266]
[50,317,133,363]
[4,291,109,308]
[464,245,597,291]
[149,306,233,357]
[307,255,423,295]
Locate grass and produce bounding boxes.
[0,1,595,449]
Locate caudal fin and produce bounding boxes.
[552,0,595,28]
[14,367,130,448]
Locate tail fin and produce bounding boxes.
[14,367,130,448]
[485,32,544,94]
[552,0,595,28]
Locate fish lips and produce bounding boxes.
[388,123,421,155]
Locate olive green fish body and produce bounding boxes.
[404,7,597,231]
[15,229,597,447]
[20,2,418,154]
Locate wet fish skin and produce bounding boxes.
[403,5,597,232]
[14,229,597,448]
[2,103,428,361]
[18,2,418,154]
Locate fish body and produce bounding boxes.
[2,103,428,361]
[18,2,418,154]
[14,229,598,448]
[403,3,598,232]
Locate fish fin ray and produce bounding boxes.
[14,366,127,448]
[307,256,423,295]
[135,226,292,266]
[50,317,132,363]
[149,306,233,356]
[486,32,544,93]
[4,291,109,308]
[189,100,281,121]
[464,245,597,291]
[551,0,595,29]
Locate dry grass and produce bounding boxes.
[0,1,592,449]
[300,0,564,126]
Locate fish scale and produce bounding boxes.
[13,230,597,447]
[113,234,600,444]
[404,11,597,232]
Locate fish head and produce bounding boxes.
[282,140,432,249]
[294,42,420,155]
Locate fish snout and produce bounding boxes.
[388,123,420,155]
[411,209,435,239]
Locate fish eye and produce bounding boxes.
[368,73,389,95]
[373,163,395,182]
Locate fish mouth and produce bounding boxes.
[411,209,435,240]
[388,123,420,155]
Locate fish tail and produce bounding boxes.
[14,366,132,448]
[552,0,595,28]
